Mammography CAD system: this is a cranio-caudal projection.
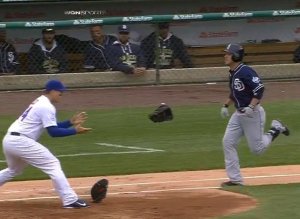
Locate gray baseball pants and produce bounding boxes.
[222,105,273,184]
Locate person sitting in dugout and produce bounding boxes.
[28,28,68,74]
[84,25,117,72]
[141,22,193,69]
[106,25,146,75]
[0,29,19,74]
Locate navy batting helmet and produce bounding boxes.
[224,43,244,62]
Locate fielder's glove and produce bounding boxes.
[149,103,173,122]
[91,178,109,203]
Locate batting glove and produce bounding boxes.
[240,105,255,117]
[220,106,229,118]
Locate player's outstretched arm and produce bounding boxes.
[74,125,92,134]
[56,112,88,128]
[47,125,91,137]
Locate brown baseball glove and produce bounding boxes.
[91,179,109,203]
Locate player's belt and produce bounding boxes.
[10,132,21,136]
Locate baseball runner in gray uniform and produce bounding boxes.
[220,43,290,186]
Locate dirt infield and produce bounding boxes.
[0,81,300,219]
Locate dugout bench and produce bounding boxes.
[17,42,299,74]
[186,42,299,68]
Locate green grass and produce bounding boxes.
[219,183,300,219]
[0,100,300,218]
[0,100,299,180]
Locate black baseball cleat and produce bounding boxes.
[63,199,90,209]
[267,128,280,141]
[271,120,290,136]
[221,181,243,187]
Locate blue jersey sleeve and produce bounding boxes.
[57,120,72,128]
[47,126,76,137]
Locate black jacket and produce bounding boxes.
[0,42,19,74]
[28,39,68,74]
[141,32,193,69]
[84,35,117,71]
[106,40,146,74]
[294,45,300,63]
[55,34,88,54]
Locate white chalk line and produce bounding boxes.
[2,173,300,194]
[0,186,220,202]
[0,142,164,162]
[95,142,165,152]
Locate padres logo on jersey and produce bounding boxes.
[7,52,15,63]
[233,78,245,91]
[121,54,137,67]
[43,58,60,73]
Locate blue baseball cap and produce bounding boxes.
[45,80,66,92]
[118,25,130,33]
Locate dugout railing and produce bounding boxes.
[0,8,300,88]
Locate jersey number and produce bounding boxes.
[20,107,32,121]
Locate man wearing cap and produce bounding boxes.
[84,25,117,72]
[28,28,68,74]
[141,22,193,69]
[220,43,290,187]
[0,80,91,208]
[0,29,19,74]
[106,25,146,75]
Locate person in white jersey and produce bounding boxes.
[0,80,91,208]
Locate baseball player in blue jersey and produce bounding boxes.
[220,43,290,186]
[0,80,91,208]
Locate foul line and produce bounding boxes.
[0,142,164,162]
[1,173,300,194]
[0,186,220,202]
[95,142,164,152]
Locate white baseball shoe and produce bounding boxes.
[271,120,290,136]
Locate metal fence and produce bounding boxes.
[1,9,300,82]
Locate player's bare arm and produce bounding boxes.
[223,98,234,107]
[248,97,260,108]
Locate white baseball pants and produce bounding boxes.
[0,134,78,206]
